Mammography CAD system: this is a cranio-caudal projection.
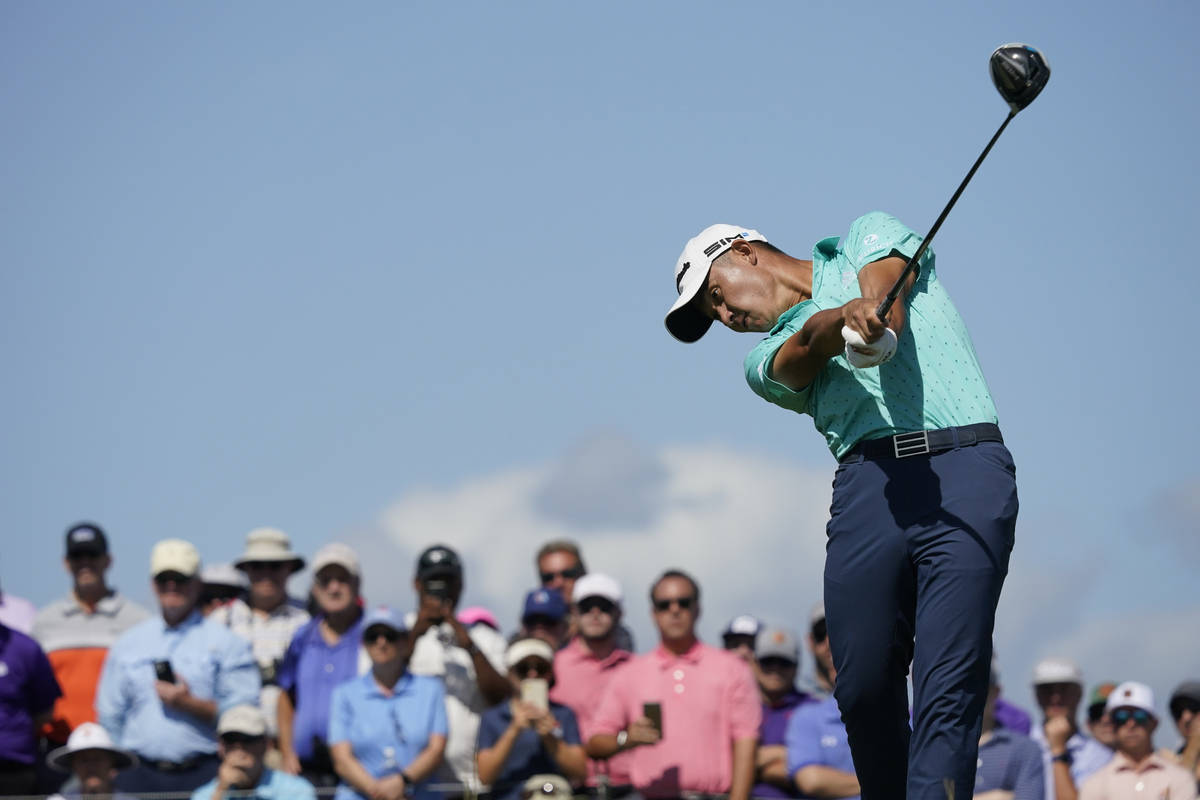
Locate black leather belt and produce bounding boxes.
[843,422,1003,462]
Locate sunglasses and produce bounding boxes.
[1170,698,1200,720]
[653,596,694,612]
[758,656,798,671]
[154,572,191,587]
[1087,704,1107,724]
[220,733,265,747]
[513,658,551,677]
[243,561,288,571]
[1111,708,1152,727]
[523,614,562,629]
[811,619,827,644]
[539,567,584,584]
[365,627,402,644]
[314,572,354,588]
[577,597,616,615]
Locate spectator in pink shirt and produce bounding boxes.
[586,570,760,800]
[550,574,635,795]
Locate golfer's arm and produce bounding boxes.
[858,255,914,336]
[770,307,850,390]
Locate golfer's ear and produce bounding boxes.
[728,239,757,262]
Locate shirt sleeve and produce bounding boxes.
[472,626,508,675]
[727,660,762,741]
[327,682,353,746]
[276,625,305,693]
[26,639,63,714]
[841,211,934,280]
[785,705,822,774]
[744,311,818,413]
[476,706,506,750]
[589,666,631,737]
[429,679,448,737]
[213,632,261,714]
[94,648,125,743]
[556,705,582,745]
[1011,739,1045,800]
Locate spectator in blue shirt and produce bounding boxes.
[329,607,447,800]
[752,627,808,799]
[477,639,586,800]
[191,705,315,800]
[96,539,259,795]
[0,621,61,795]
[976,664,1043,800]
[276,543,366,788]
[784,671,859,800]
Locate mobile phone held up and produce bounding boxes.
[521,678,549,712]
[154,660,176,683]
[643,702,662,736]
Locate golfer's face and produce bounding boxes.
[695,251,780,333]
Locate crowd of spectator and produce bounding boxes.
[1,524,1198,800]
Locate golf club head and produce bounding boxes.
[990,43,1050,113]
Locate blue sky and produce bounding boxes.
[3,2,1197,740]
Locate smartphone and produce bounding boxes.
[643,702,662,736]
[521,678,549,712]
[153,659,176,683]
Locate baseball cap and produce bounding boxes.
[506,637,555,669]
[362,605,408,636]
[46,722,136,772]
[522,589,567,622]
[234,527,305,572]
[722,614,762,638]
[572,573,623,606]
[666,224,768,343]
[1032,657,1083,686]
[458,606,500,630]
[311,542,361,578]
[1169,681,1200,717]
[217,705,268,737]
[65,522,109,557]
[755,627,800,664]
[810,602,826,625]
[150,539,201,578]
[416,544,463,580]
[201,563,247,590]
[1088,681,1118,709]
[1106,681,1156,718]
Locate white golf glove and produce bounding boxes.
[841,326,898,369]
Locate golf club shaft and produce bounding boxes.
[875,109,1017,321]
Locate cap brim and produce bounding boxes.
[48,746,136,772]
[665,302,714,343]
[234,556,305,572]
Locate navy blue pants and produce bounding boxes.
[825,440,1017,800]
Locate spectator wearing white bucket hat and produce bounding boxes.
[212,528,311,739]
[45,721,137,800]
[1079,682,1197,800]
[1029,657,1112,800]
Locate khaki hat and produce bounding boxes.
[1032,657,1083,687]
[311,542,360,578]
[150,539,201,578]
[506,638,555,670]
[47,722,136,772]
[234,527,305,573]
[218,704,268,737]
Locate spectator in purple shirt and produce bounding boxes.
[751,627,808,799]
[0,621,62,796]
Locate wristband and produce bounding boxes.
[400,771,414,785]
[1051,751,1073,765]
[616,730,629,748]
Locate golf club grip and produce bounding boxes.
[875,110,1017,322]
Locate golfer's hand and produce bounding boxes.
[842,298,889,344]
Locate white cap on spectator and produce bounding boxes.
[150,539,201,578]
[201,563,247,589]
[1106,681,1157,718]
[46,722,136,771]
[722,614,761,637]
[572,573,623,606]
[1032,657,1083,686]
[506,638,555,669]
[810,602,826,625]
[218,704,269,737]
[311,542,361,577]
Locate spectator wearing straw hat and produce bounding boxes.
[329,607,447,800]
[45,722,137,800]
[191,705,315,800]
[1029,657,1111,800]
[1079,682,1196,800]
[276,543,366,788]
[96,538,260,794]
[212,528,310,740]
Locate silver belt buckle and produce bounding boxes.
[893,430,930,458]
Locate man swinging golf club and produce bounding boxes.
[664,43,1047,800]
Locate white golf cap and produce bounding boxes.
[810,602,826,625]
[665,224,768,343]
[572,573,623,606]
[310,542,361,577]
[722,614,762,638]
[505,637,555,669]
[1106,681,1157,718]
[235,527,305,572]
[150,539,201,578]
[1032,657,1083,686]
[218,704,269,737]
[201,563,247,589]
[46,722,136,772]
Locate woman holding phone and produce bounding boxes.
[476,639,586,800]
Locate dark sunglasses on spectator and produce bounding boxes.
[1087,704,1107,724]
[577,597,616,615]
[154,572,190,587]
[811,619,827,643]
[539,567,584,584]
[1110,708,1152,727]
[513,658,551,677]
[523,614,561,629]
[653,596,694,612]
[364,626,402,644]
[220,733,265,746]
[244,561,287,571]
[1171,698,1200,719]
[314,572,353,587]
[759,656,797,671]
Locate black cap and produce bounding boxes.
[65,522,108,557]
[415,544,462,580]
[1170,681,1200,714]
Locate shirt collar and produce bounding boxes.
[160,609,203,632]
[1112,751,1169,772]
[62,591,122,616]
[566,636,631,668]
[767,689,809,710]
[365,670,413,697]
[652,640,704,666]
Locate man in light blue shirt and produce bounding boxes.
[785,690,859,799]
[191,705,315,800]
[96,539,259,794]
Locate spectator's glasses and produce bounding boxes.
[220,733,265,748]
[154,572,190,588]
[758,657,797,671]
[513,658,552,678]
[314,571,354,588]
[1170,698,1200,720]
[653,596,694,612]
[539,567,584,584]
[811,618,828,644]
[523,614,562,629]
[364,626,402,644]
[1110,708,1153,727]
[1087,703,1107,724]
[243,561,288,571]
[577,597,616,615]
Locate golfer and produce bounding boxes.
[665,213,1017,800]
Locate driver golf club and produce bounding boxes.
[873,43,1050,322]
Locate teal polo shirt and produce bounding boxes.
[745,212,998,459]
